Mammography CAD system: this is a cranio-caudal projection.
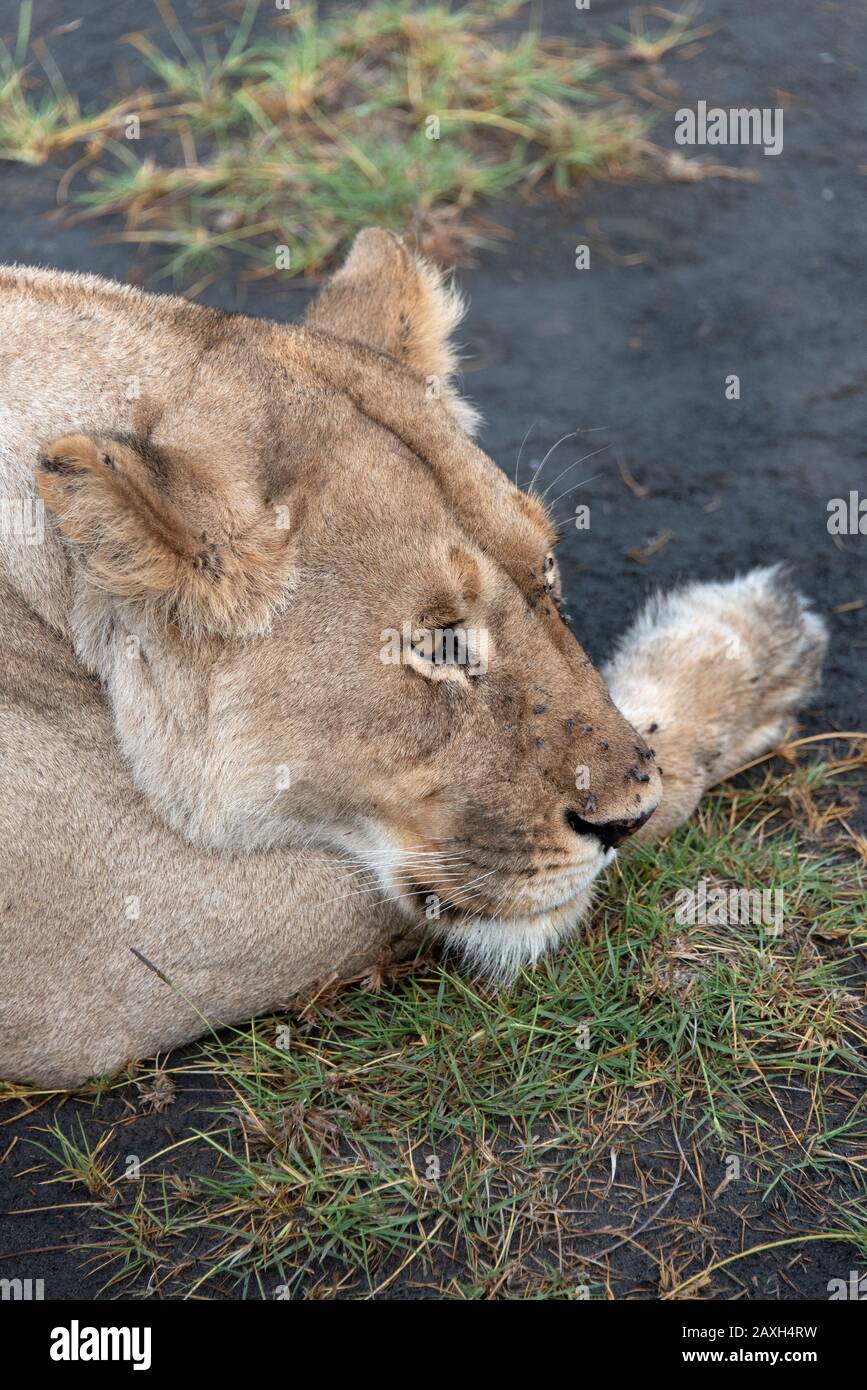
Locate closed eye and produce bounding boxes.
[409,624,488,679]
[411,624,469,666]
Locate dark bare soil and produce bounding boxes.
[0,0,864,1301]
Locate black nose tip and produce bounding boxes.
[565,807,654,851]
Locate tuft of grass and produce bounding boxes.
[25,1115,116,1198]
[14,743,866,1299]
[0,0,712,288]
[0,2,136,164]
[610,2,714,65]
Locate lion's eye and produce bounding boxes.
[411,625,470,666]
[406,623,488,679]
[543,552,557,587]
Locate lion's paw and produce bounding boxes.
[604,565,828,820]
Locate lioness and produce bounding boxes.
[0,230,826,1088]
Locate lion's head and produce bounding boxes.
[36,229,660,975]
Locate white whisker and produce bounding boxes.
[538,442,612,504]
[514,418,538,488]
[527,430,579,496]
[547,470,604,513]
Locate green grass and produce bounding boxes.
[24,1114,116,1198]
[11,744,866,1299]
[0,2,135,164]
[0,0,712,289]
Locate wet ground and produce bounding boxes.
[0,0,864,1299]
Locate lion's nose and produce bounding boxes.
[565,806,654,851]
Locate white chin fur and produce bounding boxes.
[443,883,596,984]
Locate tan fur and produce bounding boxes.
[304,229,481,435]
[0,574,417,1088]
[37,430,296,637]
[0,230,826,1088]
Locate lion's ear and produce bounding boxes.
[304,227,480,435]
[36,432,295,637]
